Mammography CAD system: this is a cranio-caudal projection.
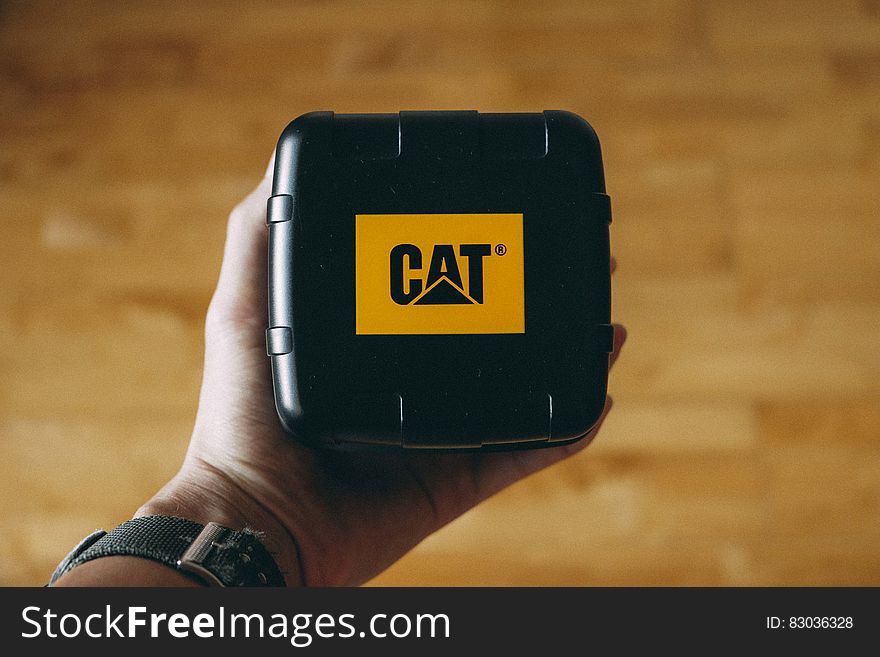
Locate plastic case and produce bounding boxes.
[266,110,612,449]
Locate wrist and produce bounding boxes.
[137,460,303,586]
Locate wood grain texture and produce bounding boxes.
[1,0,878,586]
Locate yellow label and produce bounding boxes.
[355,213,525,335]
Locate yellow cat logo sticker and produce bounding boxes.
[355,213,524,334]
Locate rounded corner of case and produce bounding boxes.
[274,399,322,444]
[275,112,333,155]
[270,363,303,433]
[545,109,601,150]
[273,111,334,195]
[551,391,608,444]
[544,109,605,191]
[273,397,300,435]
[280,110,332,136]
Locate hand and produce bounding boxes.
[138,156,627,586]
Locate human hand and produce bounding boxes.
[139,156,627,586]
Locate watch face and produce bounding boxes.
[268,111,611,449]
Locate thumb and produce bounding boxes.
[207,152,276,339]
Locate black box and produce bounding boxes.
[266,110,612,449]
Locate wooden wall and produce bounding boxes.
[1,0,878,585]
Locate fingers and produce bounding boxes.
[610,323,627,368]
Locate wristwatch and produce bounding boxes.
[49,516,286,586]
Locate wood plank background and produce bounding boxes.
[1,0,878,586]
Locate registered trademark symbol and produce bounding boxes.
[495,243,507,256]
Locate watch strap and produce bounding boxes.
[49,528,106,586]
[50,516,286,587]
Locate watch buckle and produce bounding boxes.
[178,522,227,586]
